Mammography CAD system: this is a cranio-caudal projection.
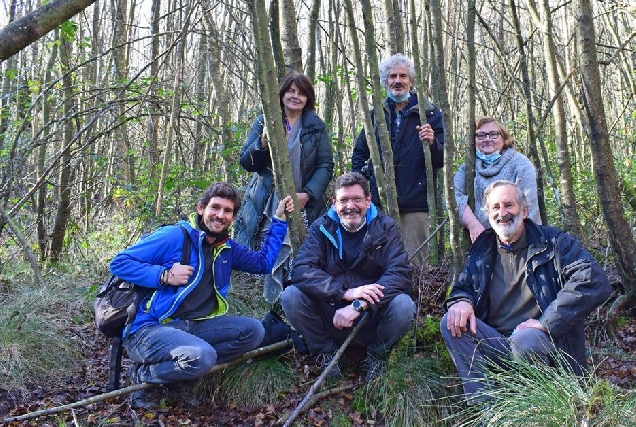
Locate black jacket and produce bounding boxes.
[443,219,612,374]
[291,203,412,313]
[351,93,444,212]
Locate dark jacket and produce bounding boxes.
[292,202,412,315]
[351,93,444,212]
[443,219,612,374]
[238,110,334,236]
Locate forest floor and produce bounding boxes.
[2,266,636,426]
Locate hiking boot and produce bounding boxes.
[127,365,159,410]
[166,380,202,407]
[315,351,344,380]
[364,351,388,382]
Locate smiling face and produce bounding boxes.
[196,196,236,235]
[386,63,413,100]
[334,184,371,232]
[486,183,528,244]
[281,82,308,115]
[475,121,505,155]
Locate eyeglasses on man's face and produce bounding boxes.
[476,131,501,141]
[335,196,366,205]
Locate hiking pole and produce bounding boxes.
[281,312,368,427]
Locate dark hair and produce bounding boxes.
[475,116,515,151]
[334,172,370,197]
[199,182,241,215]
[279,71,316,112]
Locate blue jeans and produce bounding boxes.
[440,314,555,403]
[281,285,415,356]
[123,315,265,384]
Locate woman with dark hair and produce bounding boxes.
[235,71,334,300]
[454,116,541,242]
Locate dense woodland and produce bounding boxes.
[0,0,636,424]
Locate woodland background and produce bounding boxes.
[0,0,636,425]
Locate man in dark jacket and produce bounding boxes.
[281,172,416,382]
[441,180,611,404]
[351,53,444,268]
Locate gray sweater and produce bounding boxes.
[454,148,541,228]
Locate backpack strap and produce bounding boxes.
[107,336,124,391]
[108,224,192,391]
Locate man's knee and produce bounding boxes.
[509,328,554,364]
[175,344,216,377]
[280,285,306,312]
[386,293,416,327]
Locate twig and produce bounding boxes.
[277,383,357,425]
[282,312,368,426]
[2,339,292,423]
[409,217,448,262]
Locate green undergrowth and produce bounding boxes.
[445,350,636,426]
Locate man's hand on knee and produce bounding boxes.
[446,301,477,337]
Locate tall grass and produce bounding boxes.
[0,267,83,392]
[445,350,636,427]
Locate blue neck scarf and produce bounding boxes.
[476,150,501,165]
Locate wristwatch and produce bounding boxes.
[352,299,366,312]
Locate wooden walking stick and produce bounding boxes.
[281,312,369,427]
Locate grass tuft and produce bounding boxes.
[445,350,636,426]
[359,350,458,426]
[199,357,295,408]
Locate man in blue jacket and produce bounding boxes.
[110,182,293,408]
[441,180,611,404]
[351,53,444,268]
[281,172,415,382]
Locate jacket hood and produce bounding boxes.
[325,201,380,225]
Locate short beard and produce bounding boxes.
[489,213,523,241]
[197,214,229,241]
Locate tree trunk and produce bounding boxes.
[247,0,307,252]
[0,0,99,61]
[409,0,438,265]
[429,0,461,283]
[49,38,74,262]
[575,0,636,312]
[304,0,321,80]
[279,0,303,72]
[530,0,583,238]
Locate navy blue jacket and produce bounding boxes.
[443,219,612,374]
[351,93,444,212]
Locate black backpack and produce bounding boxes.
[94,224,191,390]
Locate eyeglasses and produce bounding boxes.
[335,196,366,205]
[476,131,501,141]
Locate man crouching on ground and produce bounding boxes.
[281,172,416,382]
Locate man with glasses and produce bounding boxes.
[351,53,444,268]
[281,172,415,381]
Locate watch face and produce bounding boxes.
[353,300,363,311]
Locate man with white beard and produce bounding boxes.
[440,180,611,404]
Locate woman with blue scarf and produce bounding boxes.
[454,116,541,242]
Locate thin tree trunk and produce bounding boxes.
[49,38,74,262]
[575,0,636,312]
[247,0,307,252]
[304,0,321,80]
[429,0,461,283]
[279,0,303,72]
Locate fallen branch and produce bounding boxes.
[277,383,357,425]
[2,339,292,423]
[282,312,368,426]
